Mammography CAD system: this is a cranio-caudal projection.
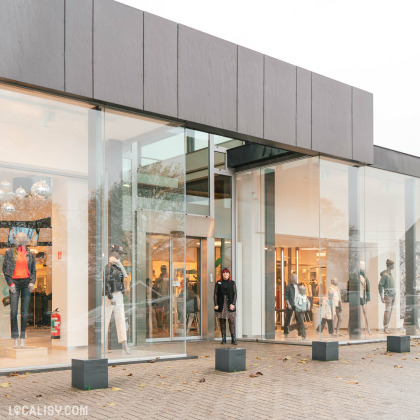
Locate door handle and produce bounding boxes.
[210,274,213,283]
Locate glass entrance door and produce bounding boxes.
[145,234,203,340]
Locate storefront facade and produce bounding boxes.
[0,1,419,372]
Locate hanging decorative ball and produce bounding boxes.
[15,186,26,199]
[0,189,4,199]
[0,180,11,190]
[2,201,15,215]
[31,181,51,199]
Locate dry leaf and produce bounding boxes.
[4,394,9,398]
[394,365,403,368]
[226,395,232,398]
[183,382,188,385]
[345,380,359,384]
[296,354,301,357]
[298,359,308,364]
[0,383,11,388]
[255,372,263,376]
[282,356,292,362]
[139,384,147,388]
[193,370,199,373]
[200,355,210,358]
[249,374,256,378]
[126,373,133,377]
[111,387,122,391]
[36,394,42,398]
[304,368,309,371]
[102,403,116,407]
[148,360,156,363]
[255,357,262,360]
[198,378,205,383]
[7,372,19,377]
[268,365,273,368]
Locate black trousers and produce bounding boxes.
[284,307,295,334]
[320,318,334,334]
[296,312,306,338]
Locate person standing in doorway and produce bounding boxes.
[284,273,298,335]
[214,268,237,345]
[379,259,396,334]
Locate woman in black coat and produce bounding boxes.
[214,268,237,345]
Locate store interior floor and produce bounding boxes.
[0,329,186,372]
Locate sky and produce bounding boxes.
[118,0,420,157]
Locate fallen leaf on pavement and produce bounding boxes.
[200,355,210,358]
[7,372,19,377]
[345,380,359,384]
[255,372,263,376]
[126,373,133,377]
[102,403,116,407]
[139,384,147,388]
[193,370,199,373]
[148,360,156,363]
[111,387,122,391]
[255,357,262,360]
[394,365,403,368]
[298,359,308,364]
[199,378,206,383]
[282,356,292,361]
[0,383,11,388]
[36,394,42,398]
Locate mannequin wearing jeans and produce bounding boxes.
[2,232,36,348]
[103,245,130,354]
[378,259,396,334]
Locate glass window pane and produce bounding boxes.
[104,109,186,359]
[0,84,93,369]
[186,130,209,216]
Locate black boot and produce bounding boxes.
[221,334,227,344]
[231,334,237,345]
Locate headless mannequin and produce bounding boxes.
[359,261,371,335]
[105,250,130,354]
[9,233,34,349]
[330,278,342,335]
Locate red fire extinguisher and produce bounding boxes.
[51,308,61,339]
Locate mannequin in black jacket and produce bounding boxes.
[284,273,298,334]
[214,268,237,344]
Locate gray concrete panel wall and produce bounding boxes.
[373,146,420,178]
[312,73,352,159]
[296,67,312,150]
[144,13,178,118]
[178,25,237,132]
[0,0,375,165]
[352,88,374,164]
[65,0,93,97]
[93,0,143,109]
[263,57,296,146]
[0,0,64,91]
[237,47,264,138]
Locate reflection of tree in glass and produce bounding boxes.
[320,198,346,235]
[137,160,184,212]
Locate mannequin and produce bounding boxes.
[328,278,343,335]
[2,232,36,348]
[104,245,130,354]
[378,259,395,334]
[284,273,298,335]
[359,261,371,335]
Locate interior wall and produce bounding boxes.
[52,177,88,348]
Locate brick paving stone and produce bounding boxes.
[0,340,420,419]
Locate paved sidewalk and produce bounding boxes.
[1,339,420,419]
